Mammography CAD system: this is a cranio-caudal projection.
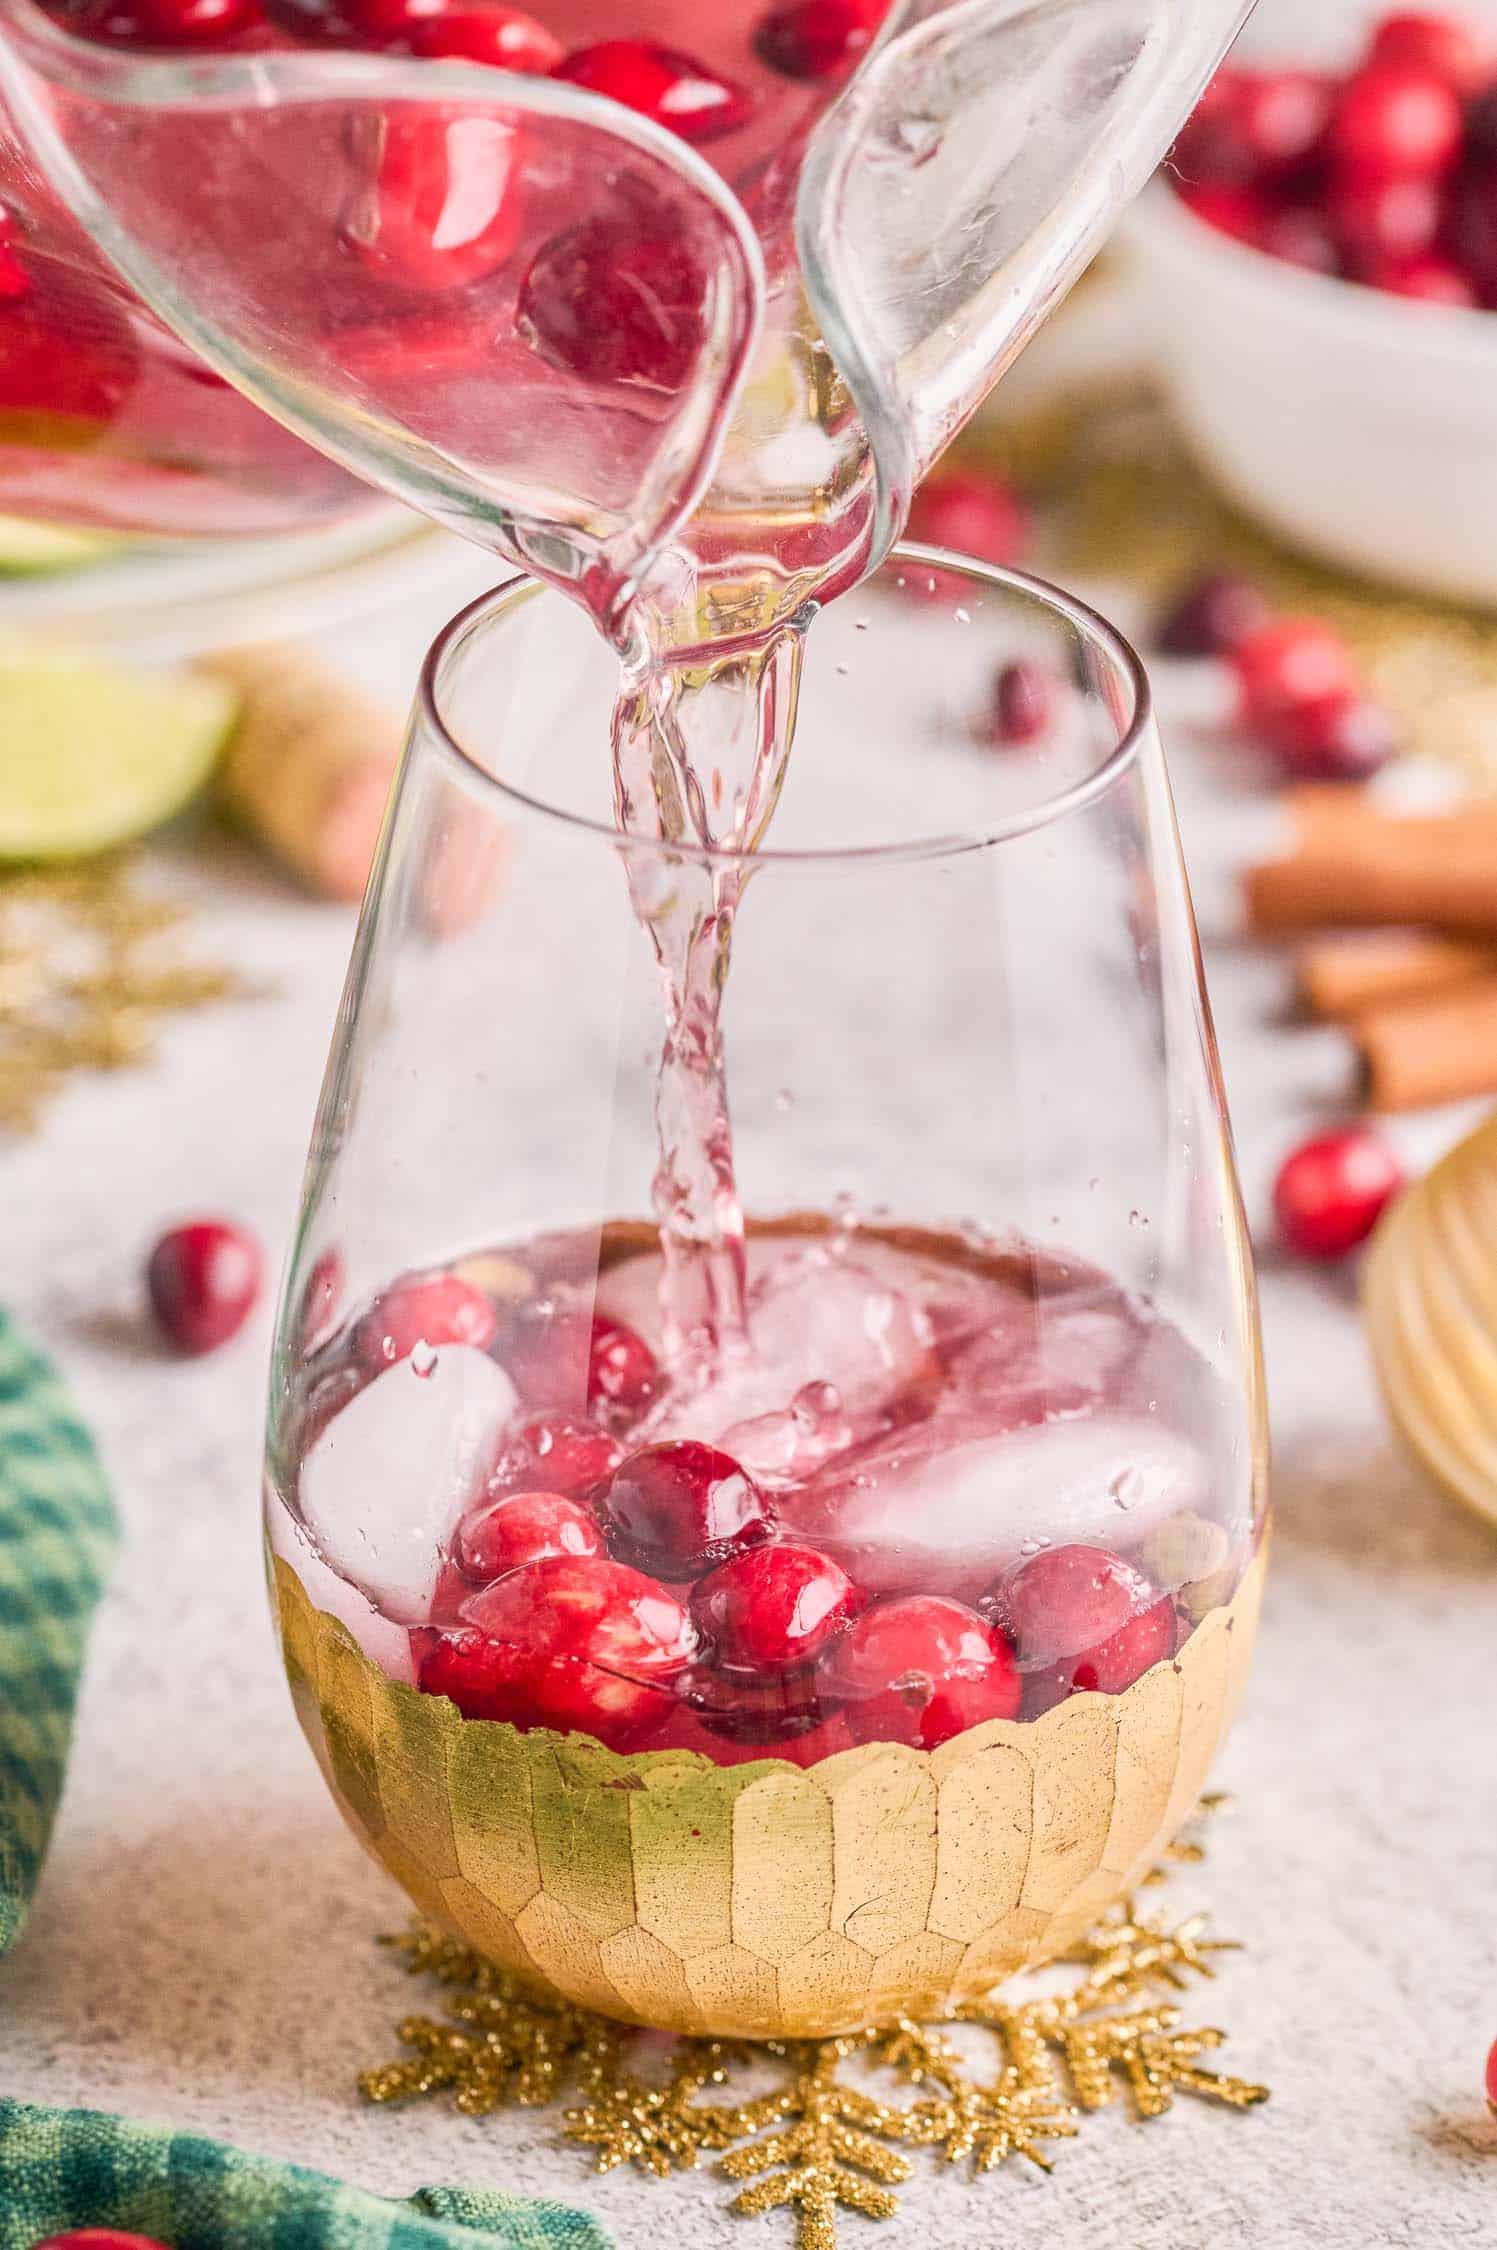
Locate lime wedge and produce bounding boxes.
[0,648,240,861]
[0,515,123,573]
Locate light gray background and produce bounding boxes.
[1,520,1495,2247]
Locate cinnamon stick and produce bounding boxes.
[1356,974,1497,1111]
[1246,789,1497,939]
[1298,932,1497,1021]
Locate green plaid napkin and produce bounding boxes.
[0,1307,117,1957]
[0,2100,611,2250]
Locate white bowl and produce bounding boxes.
[1125,184,1497,608]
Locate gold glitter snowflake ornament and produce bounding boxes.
[361,1805,1267,2250]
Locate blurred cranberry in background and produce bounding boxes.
[1274,1127,1405,1259]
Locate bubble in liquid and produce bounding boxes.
[1019,1533,1053,1558]
[410,1339,438,1379]
[1110,1467,1144,1512]
[954,606,972,625]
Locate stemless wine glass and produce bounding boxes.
[265,548,1269,2041]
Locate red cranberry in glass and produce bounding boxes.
[1368,11,1491,93]
[675,1656,824,1742]
[260,0,356,40]
[601,1441,775,1580]
[75,0,262,41]
[1234,618,1359,732]
[453,1552,695,1747]
[1259,204,1342,275]
[1328,170,1442,271]
[755,0,884,82]
[502,1302,659,1414]
[409,3,563,68]
[1156,571,1269,659]
[1465,86,1497,165]
[457,1488,604,1584]
[342,111,525,294]
[1265,692,1403,782]
[988,659,1054,746]
[906,467,1030,569]
[1176,180,1270,246]
[1273,1127,1405,1260]
[1168,69,1254,188]
[0,244,29,303]
[489,1410,624,1499]
[985,1543,1176,1715]
[691,1542,863,1675]
[1370,250,1478,302]
[353,1272,496,1373]
[146,1219,262,1356]
[1330,63,1464,180]
[518,209,707,392]
[822,1596,1021,1751]
[416,1627,533,1721]
[296,1246,344,1352]
[1236,70,1334,178]
[553,42,753,146]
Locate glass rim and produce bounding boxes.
[418,545,1154,871]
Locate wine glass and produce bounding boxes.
[264,547,1268,2039]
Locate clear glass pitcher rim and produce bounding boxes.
[420,544,1154,872]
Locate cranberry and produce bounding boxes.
[353,1272,497,1372]
[502,1303,659,1415]
[691,1541,863,1675]
[456,1488,604,1583]
[906,466,1030,569]
[260,0,355,39]
[984,1544,1176,1715]
[755,0,884,81]
[1329,169,1443,270]
[1259,203,1343,274]
[988,659,1054,745]
[441,1552,695,1747]
[518,208,708,392]
[1176,179,1271,246]
[409,2,563,68]
[674,1657,825,1742]
[488,1411,624,1499]
[1465,85,1497,164]
[341,110,525,293]
[1330,63,1464,179]
[1236,70,1334,177]
[1169,69,1255,188]
[0,243,29,302]
[1264,692,1403,782]
[822,1595,1021,1750]
[75,0,261,40]
[1273,1127,1405,1259]
[1485,2033,1497,2110]
[1234,617,1360,732]
[1367,12,1490,93]
[146,1219,262,1355]
[600,1440,774,1580]
[1369,249,1479,301]
[1156,571,1270,658]
[553,42,753,145]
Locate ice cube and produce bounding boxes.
[297,1344,516,1623]
[797,1414,1209,1604]
[267,1502,418,1684]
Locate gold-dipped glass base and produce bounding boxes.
[271,1547,1265,2041]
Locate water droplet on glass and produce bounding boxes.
[854,617,870,633]
[774,1087,794,1114]
[410,1339,438,1379]
[954,606,971,625]
[1129,1209,1150,1229]
[1089,1177,1100,1192]
[836,662,850,677]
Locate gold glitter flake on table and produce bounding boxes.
[0,859,249,1131]
[360,1805,1268,2250]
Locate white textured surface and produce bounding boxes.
[2,532,1496,2249]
